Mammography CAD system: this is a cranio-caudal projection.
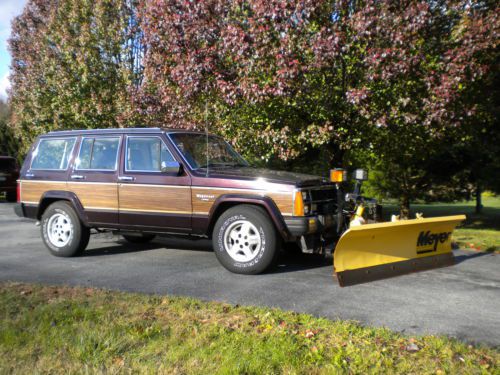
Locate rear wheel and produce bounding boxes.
[6,191,16,202]
[122,234,156,244]
[41,201,90,257]
[212,205,280,274]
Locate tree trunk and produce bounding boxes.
[328,139,345,167]
[475,183,482,214]
[399,196,410,219]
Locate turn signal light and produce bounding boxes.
[293,191,304,216]
[330,168,347,183]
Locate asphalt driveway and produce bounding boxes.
[0,201,499,346]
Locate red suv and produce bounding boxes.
[0,156,19,202]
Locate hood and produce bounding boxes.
[204,167,330,187]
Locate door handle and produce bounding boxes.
[118,176,135,182]
[25,173,35,178]
[70,174,86,180]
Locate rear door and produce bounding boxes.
[118,134,192,232]
[67,135,121,225]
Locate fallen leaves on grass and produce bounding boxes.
[405,343,420,352]
[304,329,317,339]
[1,282,498,374]
[113,357,125,367]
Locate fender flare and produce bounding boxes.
[37,190,89,226]
[207,194,291,240]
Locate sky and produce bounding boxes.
[0,0,27,100]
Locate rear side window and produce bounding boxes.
[75,137,120,170]
[31,138,76,170]
[126,136,175,172]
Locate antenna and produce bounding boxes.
[205,101,209,177]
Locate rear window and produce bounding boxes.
[0,158,16,170]
[31,138,76,170]
[75,137,120,170]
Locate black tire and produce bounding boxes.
[41,201,90,257]
[122,234,156,243]
[6,191,16,202]
[212,205,280,275]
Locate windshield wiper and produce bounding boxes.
[196,162,230,169]
[197,162,250,170]
[227,162,251,168]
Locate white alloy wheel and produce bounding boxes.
[41,201,90,257]
[213,205,279,274]
[47,212,73,248]
[223,220,262,262]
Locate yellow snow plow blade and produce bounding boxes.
[334,215,466,286]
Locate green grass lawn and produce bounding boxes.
[0,283,498,374]
[383,196,500,253]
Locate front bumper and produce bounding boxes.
[285,214,336,237]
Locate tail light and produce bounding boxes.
[16,182,21,202]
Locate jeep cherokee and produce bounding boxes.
[14,128,367,274]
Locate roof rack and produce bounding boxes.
[44,127,212,137]
[45,127,163,135]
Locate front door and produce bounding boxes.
[118,135,192,232]
[67,135,121,225]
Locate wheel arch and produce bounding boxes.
[207,194,291,241]
[37,191,89,226]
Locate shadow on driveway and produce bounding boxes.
[81,234,331,273]
[453,250,494,265]
[83,242,164,257]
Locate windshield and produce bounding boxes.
[169,133,249,170]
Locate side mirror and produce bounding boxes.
[161,161,181,175]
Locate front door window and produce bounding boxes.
[126,137,175,172]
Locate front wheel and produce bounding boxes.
[212,205,280,274]
[41,201,90,257]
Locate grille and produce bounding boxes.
[309,187,336,202]
[307,187,337,215]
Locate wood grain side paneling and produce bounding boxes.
[21,181,293,216]
[192,188,293,216]
[67,182,118,210]
[21,181,67,203]
[119,185,191,213]
[268,192,294,216]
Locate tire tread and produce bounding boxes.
[212,204,280,274]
